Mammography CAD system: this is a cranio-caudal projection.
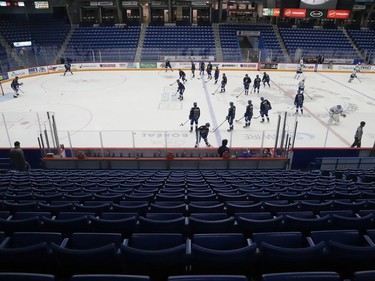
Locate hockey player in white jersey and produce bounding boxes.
[354,62,361,73]
[348,69,360,83]
[298,79,305,92]
[294,64,304,79]
[328,105,346,124]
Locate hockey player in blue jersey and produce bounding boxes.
[189,102,201,132]
[165,59,173,72]
[262,72,270,87]
[220,73,227,93]
[243,100,254,128]
[260,97,272,123]
[253,75,261,94]
[243,74,251,95]
[178,69,187,83]
[294,90,304,115]
[191,61,196,78]
[195,123,211,148]
[214,66,220,84]
[11,76,22,98]
[176,80,185,100]
[206,62,213,80]
[63,62,73,76]
[199,62,205,76]
[226,101,236,131]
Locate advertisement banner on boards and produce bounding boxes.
[260,63,278,70]
[0,72,9,81]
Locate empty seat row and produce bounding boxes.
[0,230,375,277]
[2,209,375,235]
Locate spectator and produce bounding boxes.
[9,141,30,171]
[217,139,230,157]
[262,148,272,157]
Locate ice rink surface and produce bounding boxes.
[0,69,374,149]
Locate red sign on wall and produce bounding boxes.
[273,8,280,16]
[327,10,350,19]
[283,8,307,18]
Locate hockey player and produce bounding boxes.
[220,73,227,93]
[294,90,304,115]
[176,80,185,100]
[11,76,22,98]
[298,78,305,92]
[214,66,220,84]
[262,72,270,87]
[226,101,236,131]
[253,75,261,94]
[165,59,173,72]
[243,74,251,95]
[243,100,253,128]
[191,61,196,78]
[299,57,304,66]
[294,64,304,79]
[178,69,187,83]
[260,97,272,123]
[189,102,200,133]
[328,104,346,124]
[199,62,205,76]
[195,123,211,148]
[354,62,361,73]
[206,62,213,80]
[63,62,73,76]
[348,69,359,83]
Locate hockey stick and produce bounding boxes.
[180,119,189,126]
[172,90,179,96]
[212,119,227,132]
[205,77,212,83]
[18,88,24,94]
[304,91,313,100]
[236,90,245,98]
[211,85,221,95]
[356,76,362,83]
[253,115,261,119]
[169,80,178,86]
[235,116,245,122]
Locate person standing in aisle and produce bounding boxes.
[9,141,30,171]
[217,139,230,157]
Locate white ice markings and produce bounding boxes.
[201,77,221,147]
[318,73,375,102]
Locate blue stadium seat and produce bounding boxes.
[70,275,150,281]
[261,271,341,281]
[190,233,256,274]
